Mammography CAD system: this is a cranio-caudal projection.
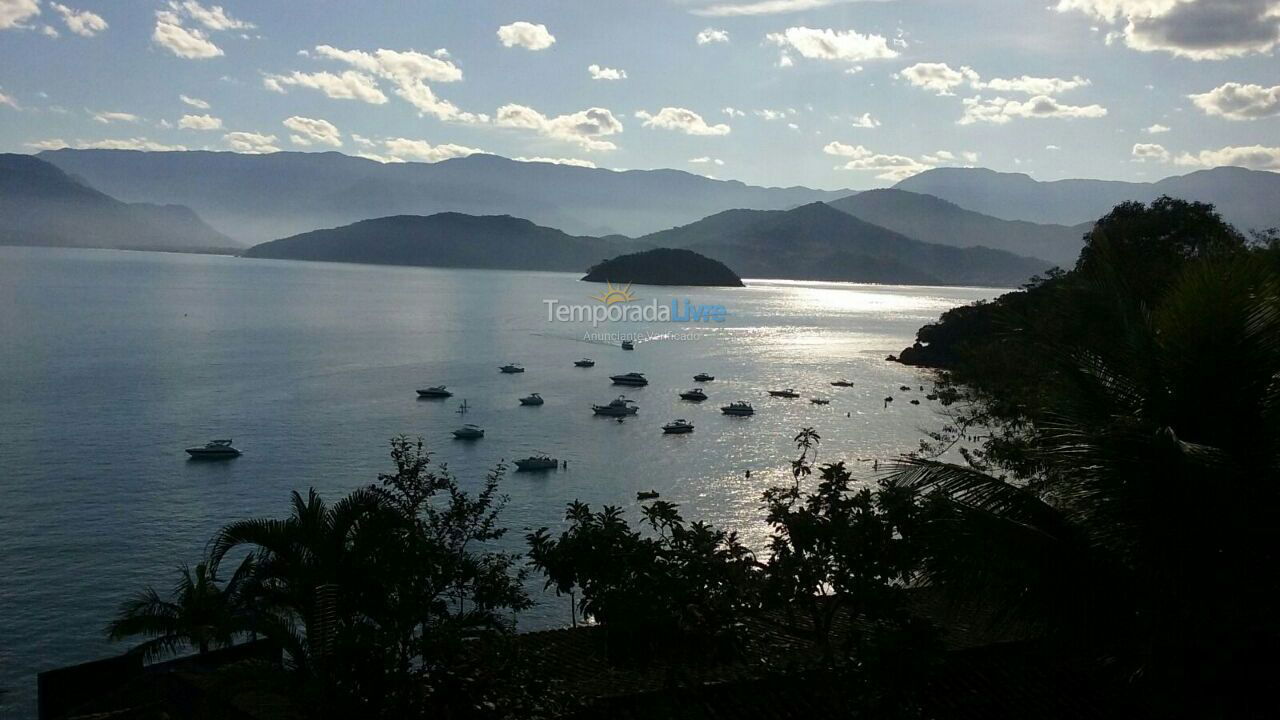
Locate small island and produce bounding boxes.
[582,247,744,287]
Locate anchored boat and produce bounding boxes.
[767,388,800,398]
[593,396,639,416]
[515,455,558,471]
[452,424,485,439]
[679,388,708,401]
[574,358,595,367]
[499,364,525,374]
[416,386,453,398]
[186,439,241,458]
[662,419,695,434]
[693,373,715,382]
[519,393,545,406]
[610,372,649,386]
[721,402,754,416]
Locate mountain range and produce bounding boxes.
[0,153,233,253]
[894,166,1280,231]
[36,149,848,243]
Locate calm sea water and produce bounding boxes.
[0,246,997,717]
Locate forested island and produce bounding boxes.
[582,248,744,287]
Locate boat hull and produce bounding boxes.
[663,426,694,433]
[186,449,240,458]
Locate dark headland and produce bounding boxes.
[582,248,744,287]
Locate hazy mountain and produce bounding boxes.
[37,149,851,243]
[639,202,1050,287]
[583,248,743,287]
[894,166,1280,231]
[243,213,632,272]
[0,154,235,252]
[829,188,1090,267]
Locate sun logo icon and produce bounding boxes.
[592,280,636,305]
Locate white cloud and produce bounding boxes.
[823,141,932,181]
[26,137,188,151]
[41,24,58,37]
[497,21,555,50]
[1131,142,1170,162]
[898,62,979,95]
[959,95,1108,124]
[514,156,597,168]
[1046,144,1062,150]
[51,3,106,37]
[0,0,40,30]
[283,115,341,147]
[178,1,253,31]
[1144,123,1171,133]
[696,27,729,44]
[693,0,856,17]
[0,89,21,108]
[850,112,880,128]
[635,107,731,135]
[754,109,790,120]
[722,106,745,117]
[982,75,1090,95]
[91,110,141,124]
[588,64,627,80]
[1056,0,1280,60]
[180,94,210,109]
[496,104,624,151]
[223,131,279,154]
[689,156,725,165]
[153,15,222,58]
[179,113,222,130]
[263,70,387,104]
[1174,144,1280,170]
[313,45,462,83]
[383,137,483,162]
[765,26,899,66]
[1189,82,1280,120]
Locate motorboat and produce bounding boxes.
[767,388,800,398]
[519,393,545,406]
[621,340,634,350]
[574,358,595,367]
[721,402,754,416]
[693,373,715,382]
[452,424,485,439]
[662,419,695,434]
[610,372,649,386]
[499,364,525,374]
[515,455,558,471]
[679,388,708,401]
[593,395,639,416]
[416,385,453,398]
[810,398,831,405]
[830,379,854,387]
[186,439,241,458]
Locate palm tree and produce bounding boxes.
[106,554,257,660]
[886,253,1280,700]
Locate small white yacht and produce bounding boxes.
[186,439,241,458]
[662,419,695,434]
[574,358,595,367]
[693,373,715,382]
[515,455,558,471]
[452,424,485,439]
[767,388,801,398]
[610,372,649,386]
[721,402,755,416]
[592,396,639,416]
[679,388,708,401]
[520,393,545,406]
[499,364,525,374]
[416,386,453,398]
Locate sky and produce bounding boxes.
[0,0,1277,190]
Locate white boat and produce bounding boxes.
[515,455,558,471]
[574,358,595,367]
[621,340,634,350]
[610,372,649,386]
[452,424,485,439]
[520,393,545,406]
[693,373,715,382]
[416,385,453,398]
[679,388,707,401]
[499,364,525,374]
[662,419,695,434]
[186,439,241,458]
[767,388,800,398]
[592,395,639,416]
[721,402,754,416]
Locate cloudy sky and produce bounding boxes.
[1,0,1277,190]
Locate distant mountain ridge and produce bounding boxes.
[828,189,1090,267]
[0,154,234,253]
[638,202,1049,287]
[37,149,851,244]
[894,166,1280,231]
